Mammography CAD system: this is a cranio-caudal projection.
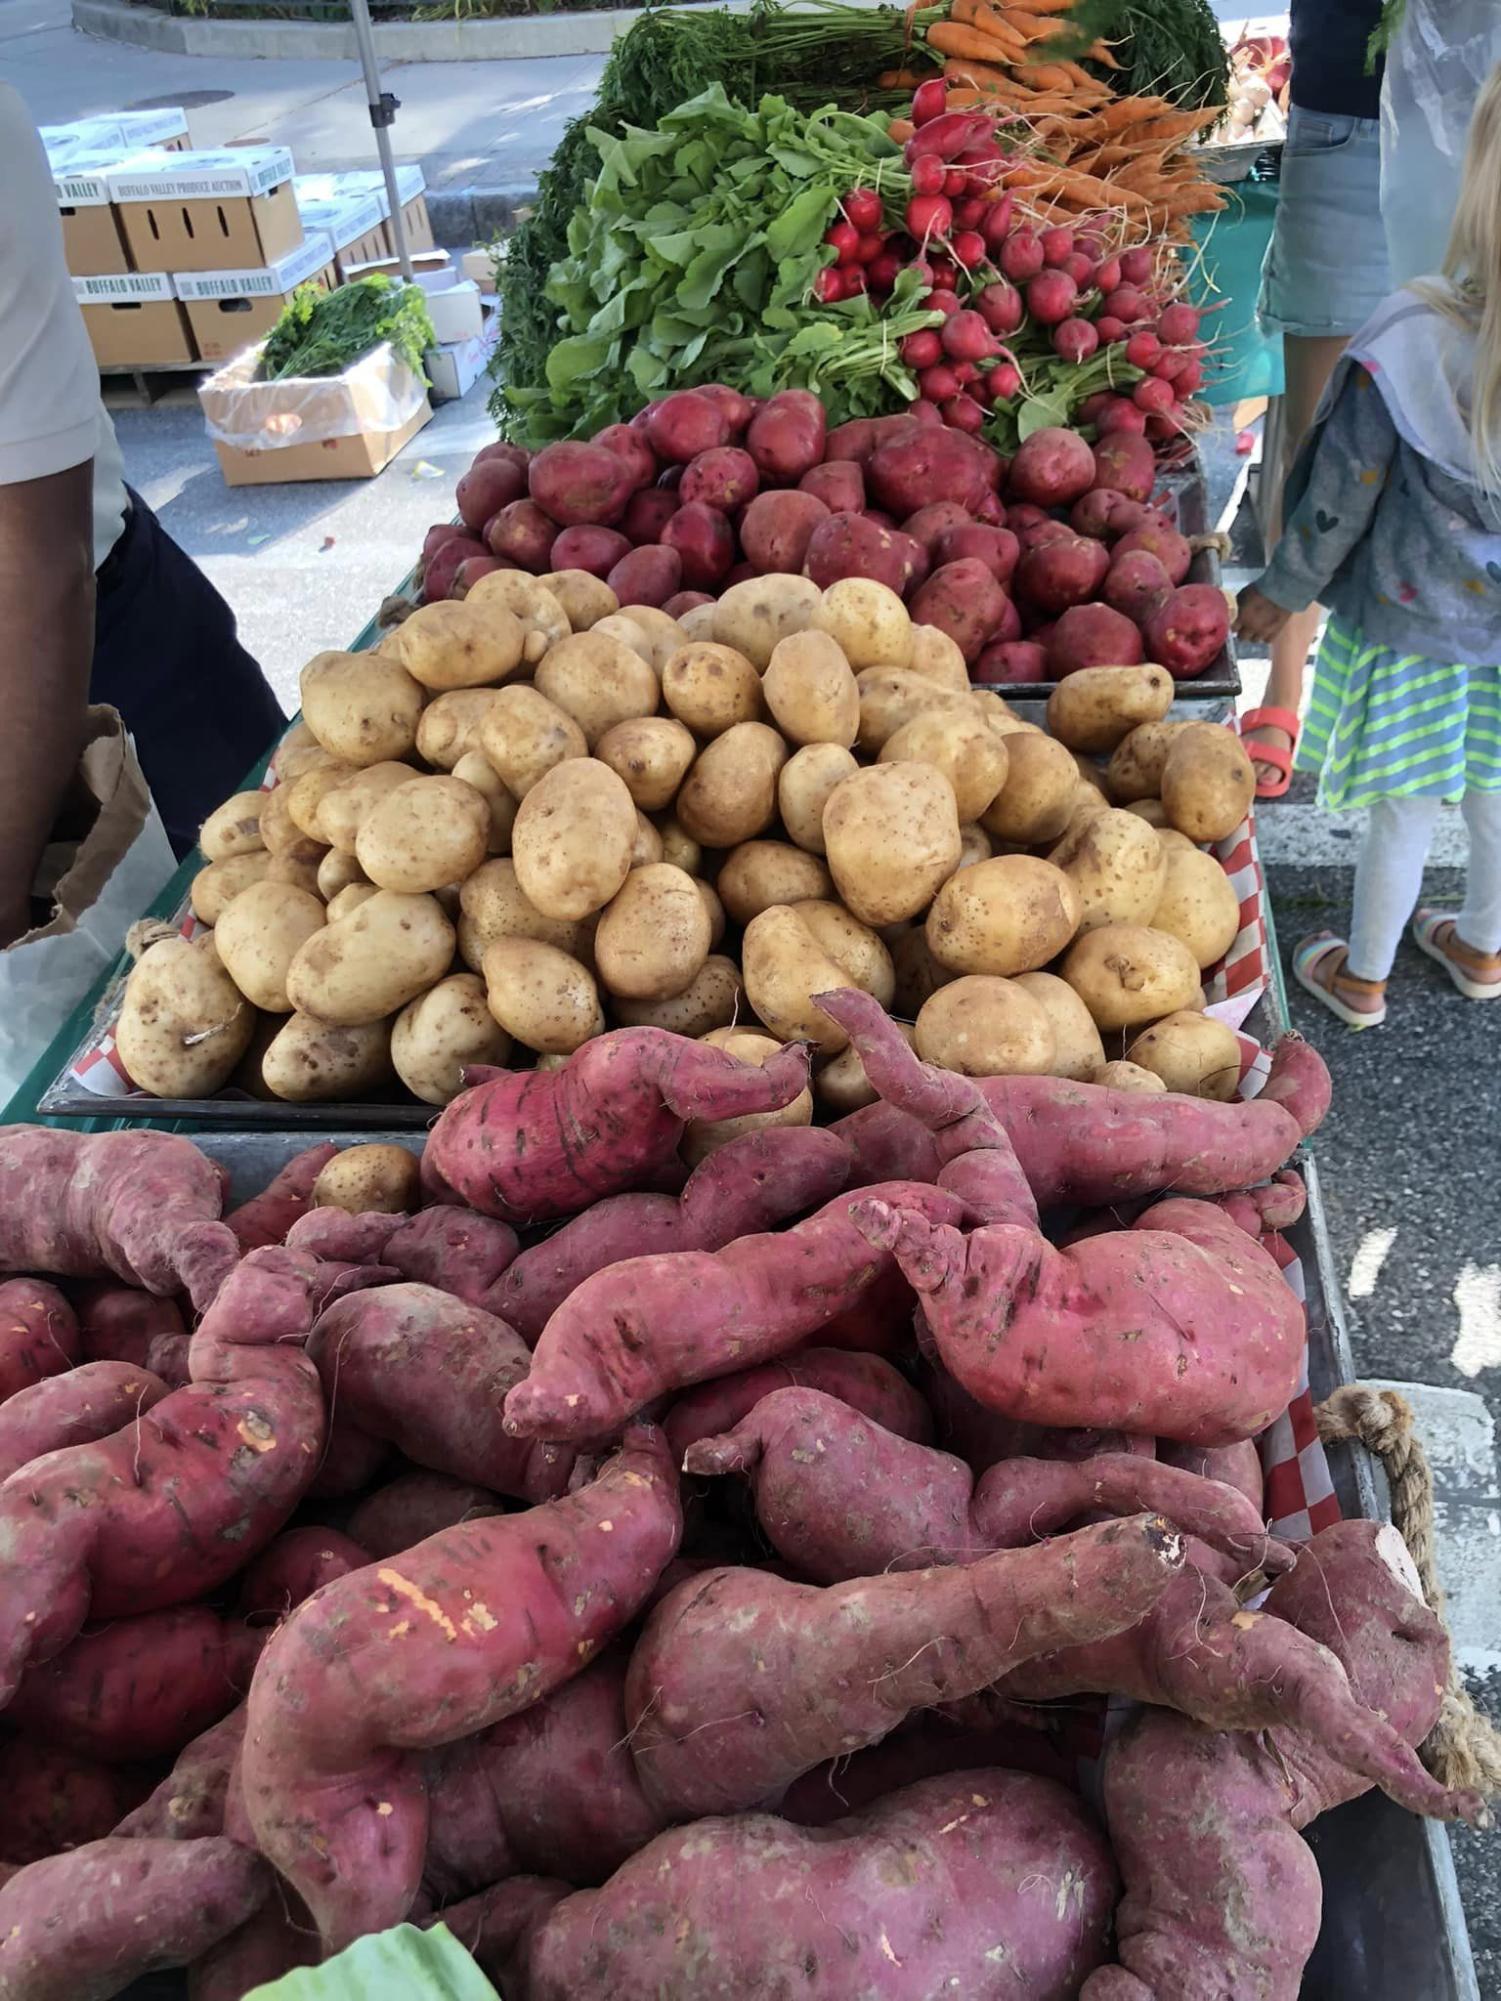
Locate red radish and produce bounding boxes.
[1027,270,1077,325]
[456,458,526,529]
[941,310,997,362]
[927,289,962,318]
[1157,300,1200,345]
[928,258,959,289]
[1103,286,1149,324]
[868,249,904,291]
[1145,582,1229,678]
[1097,399,1148,436]
[844,268,869,295]
[1062,251,1096,289]
[593,422,657,489]
[1046,602,1145,676]
[910,154,945,196]
[975,639,1047,683]
[952,231,986,269]
[814,267,846,304]
[911,398,946,428]
[912,77,948,126]
[952,362,979,387]
[1040,227,1074,267]
[1076,393,1112,424]
[1133,375,1175,414]
[623,487,679,543]
[1153,349,1189,381]
[826,220,861,264]
[1120,246,1154,286]
[1094,257,1122,294]
[1103,548,1173,621]
[1114,522,1192,585]
[1091,431,1156,501]
[844,187,884,232]
[953,197,987,231]
[941,394,986,434]
[661,501,735,589]
[989,360,1022,399]
[680,446,759,513]
[977,281,1023,335]
[1074,230,1106,261]
[1007,425,1096,506]
[1053,317,1099,363]
[855,233,885,264]
[1095,315,1127,344]
[919,363,962,402]
[981,196,1015,247]
[448,554,504,598]
[943,168,967,197]
[904,196,951,244]
[1178,358,1204,393]
[1124,330,1162,369]
[1000,229,1044,281]
[902,328,944,368]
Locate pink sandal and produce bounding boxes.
[1240,705,1300,801]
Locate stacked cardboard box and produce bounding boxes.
[292,164,435,260]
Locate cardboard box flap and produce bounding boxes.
[55,148,146,207]
[74,270,175,305]
[293,164,424,223]
[293,188,387,252]
[108,146,294,202]
[199,340,428,450]
[172,231,333,300]
[44,109,189,155]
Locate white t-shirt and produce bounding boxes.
[0,83,129,571]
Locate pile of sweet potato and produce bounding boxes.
[0,1018,1479,2001]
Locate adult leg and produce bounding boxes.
[89,491,286,857]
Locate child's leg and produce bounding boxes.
[1349,796,1444,978]
[1457,789,1501,954]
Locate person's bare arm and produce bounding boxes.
[0,463,94,945]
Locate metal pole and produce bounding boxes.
[348,0,414,281]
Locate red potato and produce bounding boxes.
[625,1514,1183,1819]
[909,557,1010,663]
[622,486,679,543]
[976,638,1047,682]
[0,1360,168,1483]
[0,1247,326,1703]
[475,442,530,476]
[1146,581,1231,678]
[528,442,635,529]
[451,555,505,598]
[493,1126,851,1344]
[236,1526,370,1626]
[307,1282,579,1503]
[592,422,657,489]
[866,426,991,516]
[486,499,558,571]
[900,500,972,555]
[663,1347,932,1465]
[934,521,1019,585]
[457,457,527,530]
[798,460,864,513]
[1114,520,1192,584]
[1015,533,1110,613]
[822,415,902,463]
[0,1127,237,1312]
[548,524,631,579]
[1046,601,1146,675]
[526,1769,1118,2001]
[0,1835,269,2001]
[693,382,756,435]
[1090,431,1157,501]
[1070,489,1149,540]
[0,1278,78,1403]
[225,1143,340,1250]
[739,489,830,573]
[422,538,483,603]
[679,445,758,512]
[891,529,929,590]
[663,590,712,617]
[803,510,910,592]
[241,1424,682,1952]
[1007,425,1096,506]
[423,521,467,563]
[347,1470,504,1558]
[1103,548,1173,621]
[501,1181,964,1445]
[381,1206,520,1304]
[646,391,731,463]
[660,499,736,588]
[424,1028,811,1225]
[606,542,683,608]
[7,1605,261,1763]
[745,389,827,482]
[0,1739,150,1865]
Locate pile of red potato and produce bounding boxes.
[0,1015,1485,2001]
[422,386,1230,686]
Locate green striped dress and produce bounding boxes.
[1295,613,1501,810]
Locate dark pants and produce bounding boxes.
[90,488,285,857]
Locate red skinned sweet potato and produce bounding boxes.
[663,1347,931,1466]
[745,389,826,482]
[1145,580,1230,678]
[605,543,682,608]
[899,500,972,555]
[236,1525,369,1626]
[0,1835,269,2001]
[976,638,1048,682]
[501,1181,963,1444]
[679,446,758,512]
[0,1739,151,1864]
[528,441,636,528]
[457,457,527,531]
[115,1704,247,1841]
[625,1513,1183,1819]
[224,1144,339,1250]
[1158,1435,1264,1508]
[798,460,864,513]
[0,1359,168,1483]
[909,557,1009,663]
[778,1712,1080,1826]
[739,489,830,574]
[346,1470,504,1558]
[1090,431,1156,501]
[866,427,991,517]
[424,1026,810,1225]
[0,1278,78,1403]
[73,1282,189,1382]
[0,1127,237,1311]
[7,1605,261,1763]
[381,1205,520,1304]
[493,1126,851,1344]
[803,510,909,592]
[646,391,730,463]
[1114,519,1191,584]
[934,521,1020,585]
[429,1879,568,1994]
[526,1770,1118,2001]
[485,499,557,570]
[660,499,735,588]
[1046,601,1146,675]
[187,1895,319,2001]
[622,486,679,543]
[241,1424,682,1951]
[592,422,656,490]
[1103,548,1172,621]
[1007,425,1096,505]
[548,524,631,579]
[1015,532,1110,613]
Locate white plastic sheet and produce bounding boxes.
[1380,0,1501,285]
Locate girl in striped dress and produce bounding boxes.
[1236,62,1501,1028]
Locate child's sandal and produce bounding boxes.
[1412,910,1501,1000]
[1241,705,1300,801]
[1292,933,1388,1029]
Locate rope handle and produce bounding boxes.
[1315,1384,1501,1801]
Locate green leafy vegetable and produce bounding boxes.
[243,1923,498,2000]
[1052,0,1230,109]
[259,277,436,383]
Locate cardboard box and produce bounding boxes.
[388,192,435,257]
[53,149,135,276]
[199,341,431,486]
[74,272,197,369]
[424,314,499,404]
[174,232,335,363]
[109,148,301,274]
[292,186,388,280]
[42,110,189,157]
[291,164,433,253]
[413,270,482,345]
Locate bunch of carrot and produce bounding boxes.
[882,0,1227,240]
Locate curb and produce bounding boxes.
[71,0,769,59]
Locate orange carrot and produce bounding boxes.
[887,117,917,142]
[928,20,1023,61]
[952,0,1028,48]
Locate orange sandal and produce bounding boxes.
[1241,706,1301,800]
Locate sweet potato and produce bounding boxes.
[73,1282,191,1385]
[688,1389,1287,1586]
[7,1606,260,1763]
[114,1705,247,1842]
[0,1835,268,2001]
[224,1143,340,1250]
[308,1282,578,1503]
[0,1360,168,1483]
[346,1470,505,1559]
[526,1769,1117,2000]
[186,1895,319,2001]
[1084,1523,1484,2000]
[241,1424,682,1951]
[624,1513,1182,1819]
[423,1028,811,1224]
[0,1249,326,1701]
[236,1525,370,1626]
[0,1128,238,1312]
[424,1654,666,1898]
[430,1878,568,1994]
[0,1279,79,1403]
[493,1125,851,1343]
[502,1181,964,1443]
[381,1206,521,1304]
[777,1711,1080,1826]
[663,1348,931,1465]
[0,1739,150,1865]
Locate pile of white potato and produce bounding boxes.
[111,564,1256,1119]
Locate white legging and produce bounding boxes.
[1348,790,1501,980]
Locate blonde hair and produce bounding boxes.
[1418,62,1501,499]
